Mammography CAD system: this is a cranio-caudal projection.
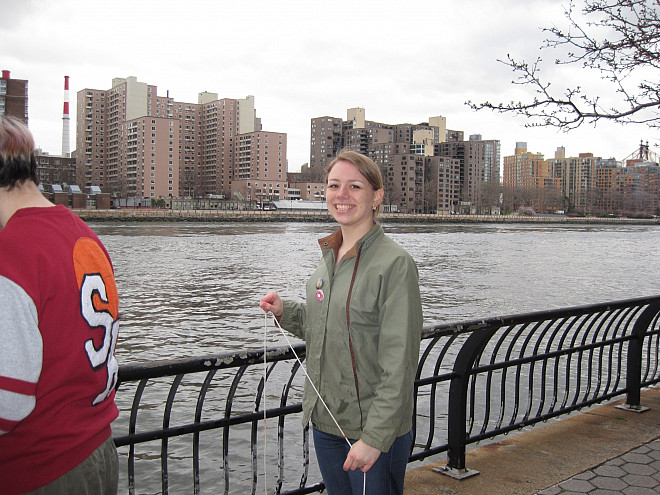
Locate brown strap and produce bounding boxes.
[346,242,364,431]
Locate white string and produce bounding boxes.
[263,313,268,495]
[267,313,351,446]
[264,312,367,495]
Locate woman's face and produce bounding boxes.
[326,160,383,231]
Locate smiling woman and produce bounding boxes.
[260,150,423,494]
[325,151,385,261]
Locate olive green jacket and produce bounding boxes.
[280,223,423,452]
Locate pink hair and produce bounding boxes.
[0,116,34,158]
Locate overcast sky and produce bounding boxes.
[2,0,654,171]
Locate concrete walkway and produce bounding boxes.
[404,386,660,494]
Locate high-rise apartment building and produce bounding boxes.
[596,160,660,215]
[547,152,600,211]
[0,70,28,124]
[310,117,343,169]
[429,156,461,214]
[171,99,202,197]
[387,153,425,213]
[309,108,500,214]
[502,142,566,212]
[197,92,259,197]
[381,152,462,214]
[503,142,549,188]
[437,136,501,212]
[469,135,501,183]
[623,161,660,214]
[127,116,180,198]
[77,77,276,200]
[595,159,622,213]
[76,88,107,189]
[234,131,287,204]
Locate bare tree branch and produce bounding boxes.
[467,0,660,129]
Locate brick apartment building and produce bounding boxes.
[594,159,660,215]
[309,108,500,214]
[0,70,28,124]
[234,131,287,204]
[35,150,77,187]
[76,76,286,202]
[504,143,660,215]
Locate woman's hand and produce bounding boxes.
[343,440,381,473]
[260,291,283,320]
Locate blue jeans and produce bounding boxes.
[313,427,412,495]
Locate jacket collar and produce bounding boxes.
[318,223,383,261]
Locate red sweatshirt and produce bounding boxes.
[0,205,119,494]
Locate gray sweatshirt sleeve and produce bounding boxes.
[0,275,42,435]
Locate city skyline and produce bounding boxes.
[3,0,653,170]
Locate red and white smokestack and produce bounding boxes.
[62,75,70,157]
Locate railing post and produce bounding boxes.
[434,325,499,479]
[617,301,660,412]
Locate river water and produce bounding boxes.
[93,221,659,493]
[92,221,660,364]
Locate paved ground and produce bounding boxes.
[538,437,660,494]
[404,386,660,495]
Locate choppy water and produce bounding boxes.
[92,221,660,364]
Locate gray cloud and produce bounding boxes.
[3,0,650,168]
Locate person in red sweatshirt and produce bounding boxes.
[0,116,120,494]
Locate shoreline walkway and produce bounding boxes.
[405,386,660,494]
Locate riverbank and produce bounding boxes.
[75,208,660,225]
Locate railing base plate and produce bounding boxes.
[433,465,480,480]
[615,403,650,413]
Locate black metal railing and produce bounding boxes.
[113,295,660,494]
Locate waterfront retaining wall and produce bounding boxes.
[74,208,660,225]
